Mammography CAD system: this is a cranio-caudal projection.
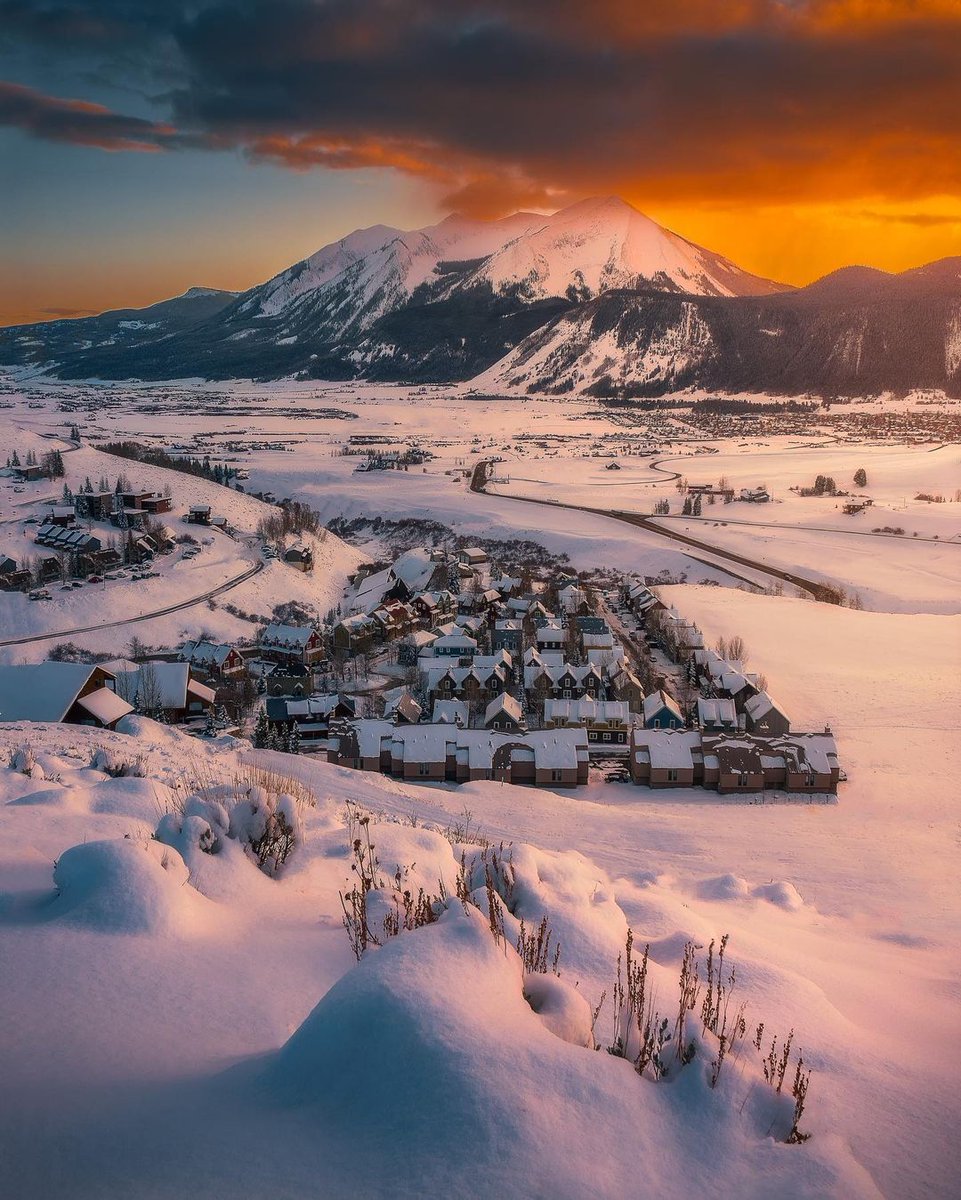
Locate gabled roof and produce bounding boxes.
[261,623,317,648]
[0,663,109,722]
[642,689,683,723]
[485,692,523,725]
[181,640,237,666]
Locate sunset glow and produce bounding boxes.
[3,0,961,323]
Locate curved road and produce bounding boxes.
[471,460,835,600]
[0,559,263,649]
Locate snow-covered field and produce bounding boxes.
[0,374,959,1197]
[1,581,958,1197]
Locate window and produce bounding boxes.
[738,771,750,787]
[603,732,611,741]
[417,762,431,777]
[551,769,563,782]
[563,689,571,698]
[654,718,660,728]
[667,768,679,782]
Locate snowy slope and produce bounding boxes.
[241,211,546,332]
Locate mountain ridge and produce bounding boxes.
[1,198,958,396]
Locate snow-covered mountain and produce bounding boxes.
[2,201,959,397]
[479,260,961,397]
[457,196,785,301]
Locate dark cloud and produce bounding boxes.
[3,0,961,211]
[0,80,176,149]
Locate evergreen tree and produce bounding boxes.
[11,450,21,467]
[215,704,229,729]
[203,709,217,738]
[682,496,692,515]
[854,468,868,488]
[253,708,270,749]
[287,722,301,755]
[266,726,279,751]
[692,495,702,516]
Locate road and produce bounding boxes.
[0,559,263,649]
[470,460,835,600]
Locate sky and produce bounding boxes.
[2,0,960,325]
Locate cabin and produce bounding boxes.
[0,663,133,730]
[535,622,568,652]
[187,505,212,525]
[283,543,313,572]
[43,504,76,528]
[432,699,468,727]
[642,690,685,730]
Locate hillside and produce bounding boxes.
[479,266,961,396]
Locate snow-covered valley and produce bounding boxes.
[0,375,959,1199]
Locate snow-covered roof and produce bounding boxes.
[697,697,737,726]
[180,640,237,667]
[744,691,787,721]
[485,692,523,725]
[432,699,468,726]
[545,698,630,725]
[111,663,209,710]
[74,687,134,726]
[0,663,108,722]
[261,623,316,648]
[642,690,683,723]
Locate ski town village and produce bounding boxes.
[0,513,842,798]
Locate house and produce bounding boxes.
[433,633,478,658]
[642,690,685,730]
[558,583,590,615]
[259,623,325,666]
[739,487,770,503]
[696,697,738,732]
[484,692,525,733]
[0,663,132,729]
[75,491,116,521]
[371,600,415,642]
[628,729,841,794]
[392,547,450,595]
[284,543,314,571]
[333,614,378,654]
[607,667,645,710]
[179,640,246,678]
[744,692,791,736]
[629,729,702,788]
[43,504,76,528]
[492,619,525,656]
[535,622,568,652]
[385,690,423,725]
[140,494,173,515]
[544,697,633,749]
[458,547,489,567]
[399,629,438,666]
[109,662,215,723]
[187,505,212,525]
[0,554,17,575]
[265,693,357,749]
